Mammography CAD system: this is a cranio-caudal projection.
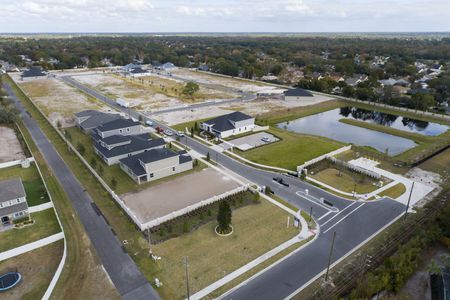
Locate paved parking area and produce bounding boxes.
[121,168,240,224]
[223,132,279,151]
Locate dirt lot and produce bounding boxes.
[0,126,26,163]
[155,93,333,126]
[224,132,279,151]
[11,74,109,127]
[0,241,63,300]
[121,167,240,225]
[74,73,236,112]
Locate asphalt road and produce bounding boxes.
[60,76,407,299]
[4,83,160,300]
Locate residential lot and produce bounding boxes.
[10,75,109,127]
[223,132,279,151]
[0,126,26,163]
[0,241,63,300]
[121,167,240,225]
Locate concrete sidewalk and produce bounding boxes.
[0,232,64,261]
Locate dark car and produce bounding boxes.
[273,177,289,187]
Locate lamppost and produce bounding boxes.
[325,231,337,281]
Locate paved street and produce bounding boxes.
[4,83,160,300]
[60,76,408,299]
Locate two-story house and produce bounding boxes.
[74,110,122,133]
[0,178,29,226]
[200,111,255,139]
[119,148,193,184]
[95,119,142,139]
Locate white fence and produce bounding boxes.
[328,157,381,180]
[297,145,352,173]
[0,157,35,169]
[139,185,249,230]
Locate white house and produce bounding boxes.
[200,111,255,139]
[0,178,29,226]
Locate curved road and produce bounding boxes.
[60,76,406,299]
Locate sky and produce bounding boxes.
[0,0,449,33]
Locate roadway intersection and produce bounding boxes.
[59,75,407,299]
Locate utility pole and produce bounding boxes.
[404,182,415,220]
[309,206,313,224]
[184,256,190,300]
[325,231,337,281]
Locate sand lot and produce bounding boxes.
[155,93,334,125]
[0,126,26,163]
[74,73,236,112]
[224,132,280,151]
[12,75,109,127]
[121,168,240,224]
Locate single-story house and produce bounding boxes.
[74,110,122,133]
[122,63,141,72]
[95,118,142,139]
[283,88,313,100]
[345,74,368,87]
[93,134,165,165]
[0,178,29,226]
[129,67,149,77]
[200,111,255,139]
[21,66,47,81]
[198,64,209,72]
[159,62,176,70]
[119,148,193,184]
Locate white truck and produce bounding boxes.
[116,98,130,108]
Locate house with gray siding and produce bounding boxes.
[200,111,255,138]
[93,134,166,165]
[0,178,29,226]
[95,118,142,139]
[119,148,193,184]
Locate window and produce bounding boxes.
[119,129,123,133]
[127,128,130,132]
[150,173,154,178]
[17,199,20,203]
[172,167,176,171]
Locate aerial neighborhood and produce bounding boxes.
[0,26,449,300]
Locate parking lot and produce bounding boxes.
[121,167,240,225]
[222,132,279,151]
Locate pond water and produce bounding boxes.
[277,108,421,155]
[339,107,448,136]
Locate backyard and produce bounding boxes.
[148,198,298,300]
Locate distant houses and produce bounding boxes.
[21,66,47,81]
[344,74,368,87]
[283,88,313,100]
[158,62,176,71]
[0,178,29,227]
[200,111,255,139]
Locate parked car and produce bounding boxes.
[146,120,153,126]
[261,137,270,143]
[273,177,289,187]
[164,129,174,136]
[176,131,185,137]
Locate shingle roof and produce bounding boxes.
[96,119,140,132]
[100,135,130,146]
[283,88,313,97]
[74,110,100,118]
[202,111,254,132]
[79,112,121,131]
[179,154,193,164]
[22,66,46,78]
[0,178,26,203]
[0,202,28,217]
[130,67,148,74]
[95,136,165,158]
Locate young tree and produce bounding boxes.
[182,82,200,96]
[76,142,86,156]
[111,177,117,189]
[217,201,232,233]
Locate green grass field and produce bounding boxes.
[148,198,298,300]
[0,164,50,206]
[379,183,407,199]
[236,127,344,170]
[0,209,61,252]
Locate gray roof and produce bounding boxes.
[74,109,101,118]
[78,112,122,131]
[0,202,28,217]
[202,112,253,132]
[95,135,165,158]
[22,66,46,78]
[99,135,130,146]
[130,67,148,74]
[96,119,140,132]
[283,88,313,97]
[179,154,193,164]
[0,178,26,203]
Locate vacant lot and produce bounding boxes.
[237,128,343,170]
[0,126,26,163]
[0,241,63,300]
[75,73,235,112]
[122,168,240,225]
[15,77,108,127]
[225,132,279,151]
[0,163,50,206]
[0,209,61,252]
[149,198,298,300]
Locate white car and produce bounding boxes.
[164,129,174,136]
[176,131,185,137]
[146,120,153,126]
[261,137,270,143]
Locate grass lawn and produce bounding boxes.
[379,183,407,199]
[64,126,206,194]
[148,198,298,300]
[0,209,61,252]
[0,164,50,206]
[310,168,384,194]
[236,127,344,170]
[0,240,64,300]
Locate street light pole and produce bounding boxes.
[184,256,190,300]
[325,231,337,281]
[404,182,415,220]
